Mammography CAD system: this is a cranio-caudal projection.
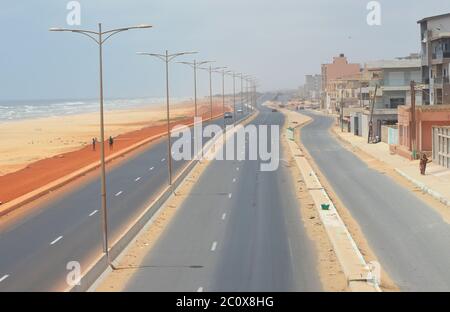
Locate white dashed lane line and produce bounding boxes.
[135,177,141,182]
[236,167,239,171]
[149,167,154,171]
[222,213,227,220]
[89,210,98,217]
[0,275,9,283]
[232,178,236,183]
[197,287,204,292]
[115,191,123,197]
[228,193,232,199]
[161,158,166,162]
[50,236,63,246]
[210,241,217,251]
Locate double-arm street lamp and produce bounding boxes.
[200,65,226,121]
[213,68,230,129]
[137,50,197,187]
[50,23,152,267]
[225,71,238,125]
[243,75,253,112]
[177,60,214,119]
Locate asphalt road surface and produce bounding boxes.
[0,104,252,291]
[123,102,321,291]
[301,111,450,291]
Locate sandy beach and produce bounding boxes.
[0,97,232,204]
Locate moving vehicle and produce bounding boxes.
[224,112,233,118]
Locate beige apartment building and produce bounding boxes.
[321,53,360,112]
[419,13,450,105]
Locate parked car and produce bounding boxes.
[224,112,233,119]
[237,109,243,114]
[271,108,278,112]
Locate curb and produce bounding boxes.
[0,113,225,217]
[394,168,450,207]
[67,109,258,292]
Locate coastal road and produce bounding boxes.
[300,111,450,291]
[0,103,253,291]
[123,101,321,291]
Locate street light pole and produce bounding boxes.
[50,23,152,268]
[137,50,197,187]
[199,66,226,122]
[177,60,214,119]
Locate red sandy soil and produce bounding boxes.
[0,105,229,205]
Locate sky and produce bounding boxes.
[1,0,450,101]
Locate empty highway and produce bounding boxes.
[0,104,251,291]
[122,101,321,291]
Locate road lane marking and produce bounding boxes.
[211,241,217,251]
[50,236,63,245]
[115,191,123,197]
[232,178,236,183]
[149,167,154,171]
[236,167,239,171]
[161,158,165,162]
[222,213,226,220]
[89,210,98,217]
[135,177,141,182]
[197,287,204,292]
[228,193,232,199]
[0,275,9,283]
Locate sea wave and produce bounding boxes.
[0,97,188,122]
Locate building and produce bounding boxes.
[303,74,322,101]
[397,104,450,159]
[346,56,422,140]
[418,13,450,105]
[365,55,422,109]
[432,126,450,168]
[321,54,360,112]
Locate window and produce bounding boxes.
[390,98,405,108]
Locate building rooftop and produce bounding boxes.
[365,58,421,70]
[417,13,450,24]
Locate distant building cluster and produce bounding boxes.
[303,13,450,167]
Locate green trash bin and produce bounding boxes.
[321,203,330,210]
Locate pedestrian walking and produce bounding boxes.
[109,136,114,151]
[92,138,96,151]
[419,153,431,175]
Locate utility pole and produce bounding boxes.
[340,89,344,132]
[368,84,378,143]
[411,80,417,159]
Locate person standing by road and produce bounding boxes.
[419,153,431,175]
[92,138,96,151]
[109,136,114,151]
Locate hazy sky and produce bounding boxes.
[1,0,450,101]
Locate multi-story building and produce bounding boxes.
[418,13,450,105]
[365,55,422,109]
[303,74,322,101]
[348,55,421,141]
[321,54,360,112]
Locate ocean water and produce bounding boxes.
[0,97,188,122]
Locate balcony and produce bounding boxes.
[432,51,450,61]
[432,76,450,85]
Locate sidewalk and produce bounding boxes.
[334,128,450,207]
